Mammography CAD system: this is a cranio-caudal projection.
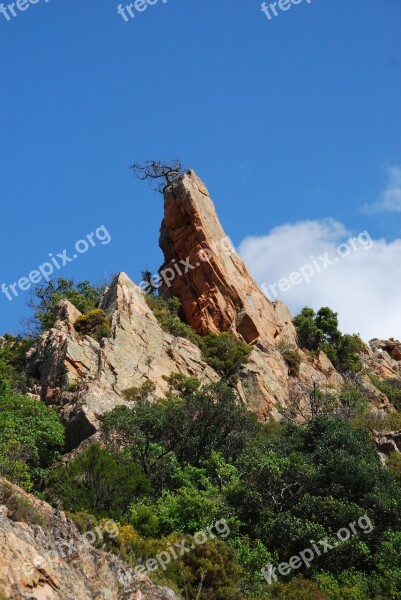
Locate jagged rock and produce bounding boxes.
[26,172,348,440]
[27,273,218,450]
[0,478,178,600]
[367,339,401,380]
[157,170,345,416]
[236,347,343,420]
[371,338,401,362]
[373,430,401,455]
[159,170,297,347]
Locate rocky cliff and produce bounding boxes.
[0,479,178,600]
[159,171,296,347]
[24,170,398,445]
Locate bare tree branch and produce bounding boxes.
[130,160,186,193]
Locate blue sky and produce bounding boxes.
[1,0,401,338]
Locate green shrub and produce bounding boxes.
[0,335,34,393]
[129,503,160,537]
[0,481,46,527]
[0,440,32,491]
[163,373,201,396]
[294,307,364,375]
[0,393,65,470]
[122,381,156,401]
[369,376,401,411]
[45,443,151,516]
[200,332,251,381]
[352,409,401,432]
[67,510,98,533]
[282,350,301,377]
[145,295,201,346]
[74,309,111,343]
[27,278,102,335]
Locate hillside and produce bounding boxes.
[1,170,401,599]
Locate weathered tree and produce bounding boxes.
[130,159,185,193]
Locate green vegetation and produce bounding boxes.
[0,392,64,490]
[26,278,102,335]
[122,381,156,401]
[369,375,401,411]
[282,349,301,377]
[146,295,251,382]
[2,285,401,598]
[45,443,150,517]
[0,480,46,526]
[145,295,201,346]
[200,333,252,382]
[0,334,34,394]
[74,308,111,342]
[294,307,365,375]
[36,376,401,598]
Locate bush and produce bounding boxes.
[282,350,301,377]
[200,332,252,381]
[145,295,201,346]
[369,376,401,411]
[129,503,160,537]
[0,481,46,527]
[0,393,65,470]
[122,381,156,401]
[67,510,98,534]
[74,309,111,342]
[0,335,34,393]
[163,373,201,396]
[45,443,151,516]
[294,307,364,375]
[27,278,102,335]
[0,440,33,491]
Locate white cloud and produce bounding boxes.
[363,165,401,213]
[238,220,401,341]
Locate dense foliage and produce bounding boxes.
[0,392,64,490]
[0,334,34,393]
[2,293,401,599]
[294,307,365,375]
[40,378,401,598]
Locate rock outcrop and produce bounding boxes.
[27,273,217,450]
[0,478,178,600]
[367,339,401,380]
[159,170,297,347]
[26,170,398,442]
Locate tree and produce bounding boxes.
[0,393,65,469]
[293,307,363,376]
[293,307,322,351]
[200,333,252,383]
[24,278,102,336]
[130,159,186,193]
[45,443,151,515]
[102,382,258,476]
[0,334,34,393]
